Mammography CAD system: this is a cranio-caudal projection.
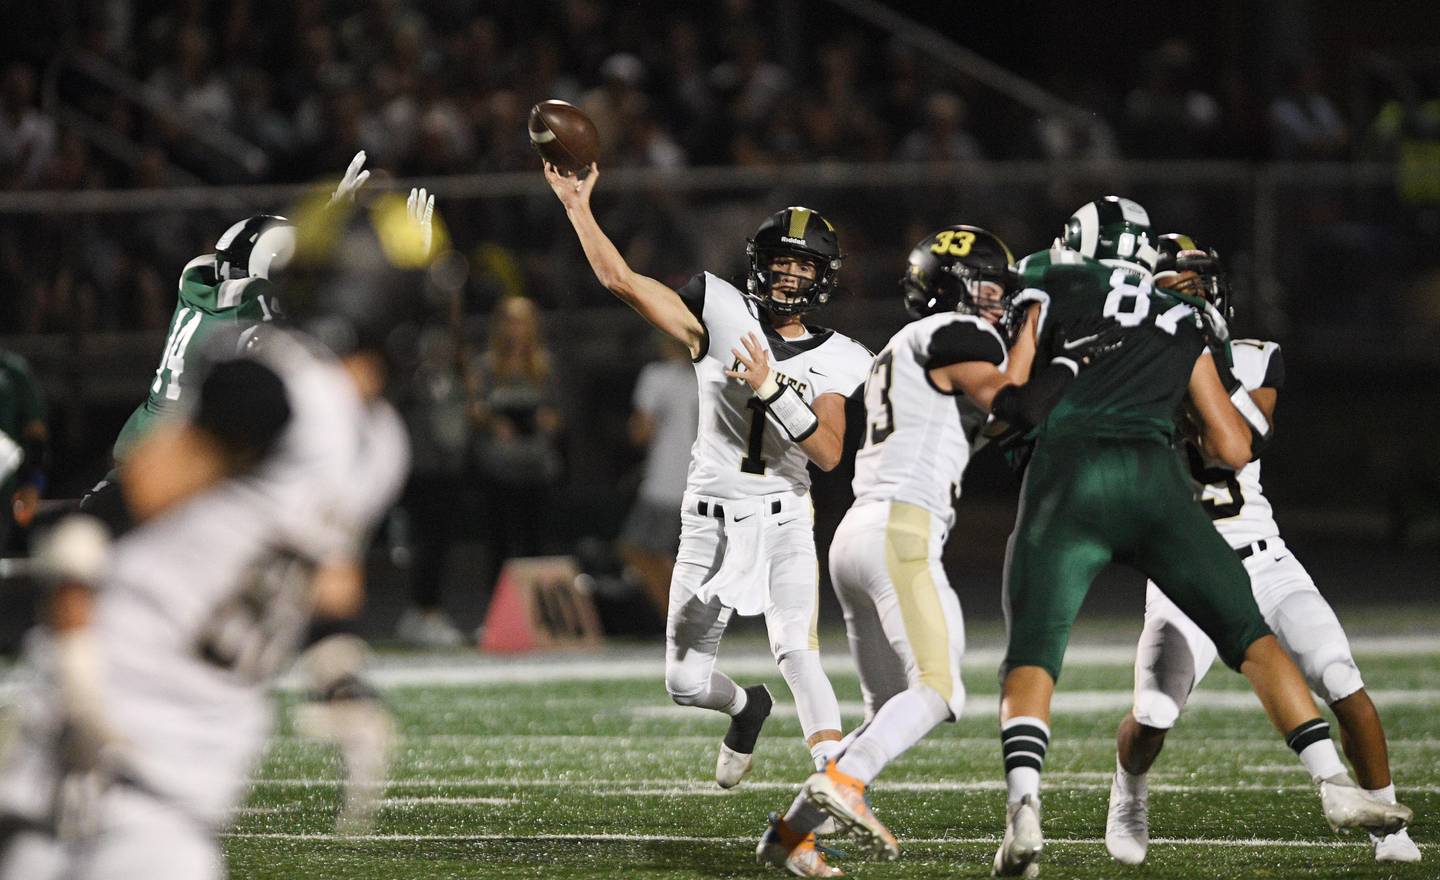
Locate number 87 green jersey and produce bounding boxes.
[1016,248,1207,443]
[111,255,277,463]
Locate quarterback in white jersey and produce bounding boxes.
[0,198,426,880]
[546,162,870,794]
[1105,236,1420,866]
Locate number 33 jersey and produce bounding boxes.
[677,272,871,500]
[851,313,1008,533]
[1188,339,1285,547]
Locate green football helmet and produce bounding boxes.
[1059,196,1158,273]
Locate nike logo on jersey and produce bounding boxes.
[1062,332,1103,351]
[809,367,827,377]
[733,513,753,522]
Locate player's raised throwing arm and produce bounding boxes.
[544,162,705,358]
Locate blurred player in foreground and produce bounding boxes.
[0,193,435,880]
[757,225,1127,876]
[1104,235,1421,865]
[990,197,1411,878]
[546,161,871,789]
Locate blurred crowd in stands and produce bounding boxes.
[1,0,1438,335]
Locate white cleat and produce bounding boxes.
[1104,770,1148,865]
[814,816,840,836]
[1319,775,1412,835]
[716,743,755,789]
[993,795,1043,878]
[1373,827,1422,863]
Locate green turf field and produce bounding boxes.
[226,614,1437,878]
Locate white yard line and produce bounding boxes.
[247,777,1440,795]
[223,830,1431,849]
[269,634,1440,690]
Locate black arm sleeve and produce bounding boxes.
[1262,346,1285,391]
[675,272,709,361]
[923,321,1005,370]
[192,359,291,465]
[990,361,1077,432]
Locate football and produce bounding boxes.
[528,99,599,174]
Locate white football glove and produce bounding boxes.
[328,151,372,206]
[407,187,435,257]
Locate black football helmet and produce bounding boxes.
[1059,195,1157,273]
[744,206,842,315]
[1154,233,1232,320]
[900,225,1017,325]
[215,214,296,281]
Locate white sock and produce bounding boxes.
[834,686,949,785]
[777,650,842,745]
[810,738,842,770]
[716,674,748,716]
[1001,716,1050,805]
[782,791,829,836]
[1115,756,1146,797]
[1366,783,1396,804]
[1285,718,1346,782]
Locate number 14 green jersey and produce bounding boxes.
[1017,249,1206,442]
[111,255,277,463]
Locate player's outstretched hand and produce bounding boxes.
[724,332,772,391]
[544,161,598,211]
[329,151,372,206]
[407,187,435,256]
[1055,319,1126,368]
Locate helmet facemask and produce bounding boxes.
[744,207,842,318]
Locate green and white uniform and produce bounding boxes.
[111,256,278,463]
[1001,250,1270,682]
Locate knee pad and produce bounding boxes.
[664,653,713,706]
[1131,689,1181,730]
[1312,651,1365,705]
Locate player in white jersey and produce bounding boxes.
[0,196,428,880]
[1104,235,1421,866]
[756,227,1129,876]
[546,162,871,791]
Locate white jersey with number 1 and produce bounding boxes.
[677,272,871,500]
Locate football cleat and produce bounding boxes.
[993,795,1043,878]
[802,761,898,860]
[1104,769,1148,865]
[717,684,773,789]
[756,813,844,877]
[1319,775,1412,835]
[294,692,395,836]
[1372,828,1422,863]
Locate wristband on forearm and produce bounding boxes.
[1211,354,1271,451]
[755,374,819,442]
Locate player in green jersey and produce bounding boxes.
[989,197,1411,878]
[79,151,375,531]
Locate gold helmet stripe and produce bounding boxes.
[787,207,812,240]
